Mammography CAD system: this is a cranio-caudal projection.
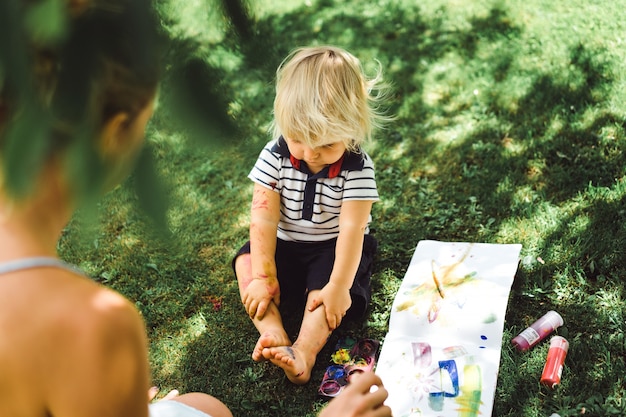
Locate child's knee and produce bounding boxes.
[234,254,251,278]
[234,254,254,293]
[305,289,321,301]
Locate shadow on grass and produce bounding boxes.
[148,0,626,416]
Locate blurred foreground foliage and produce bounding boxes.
[0,0,256,229]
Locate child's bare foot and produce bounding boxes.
[263,345,312,385]
[252,332,291,362]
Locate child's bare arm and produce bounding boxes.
[309,199,374,329]
[244,183,281,319]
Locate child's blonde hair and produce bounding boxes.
[271,45,390,153]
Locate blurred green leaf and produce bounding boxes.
[133,143,171,236]
[219,0,253,40]
[0,1,52,197]
[24,0,68,44]
[166,57,237,146]
[63,125,105,208]
[2,105,51,197]
[0,1,28,84]
[1,1,36,196]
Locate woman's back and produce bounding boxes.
[0,265,150,417]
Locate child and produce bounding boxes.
[233,45,390,384]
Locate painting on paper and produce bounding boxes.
[375,240,522,417]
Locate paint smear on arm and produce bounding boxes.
[252,188,270,210]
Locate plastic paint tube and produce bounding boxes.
[540,336,569,388]
[511,310,564,351]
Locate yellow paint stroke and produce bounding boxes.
[431,259,445,299]
[455,364,483,417]
[396,244,477,322]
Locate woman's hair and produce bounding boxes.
[271,45,391,153]
[0,0,160,194]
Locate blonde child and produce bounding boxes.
[233,45,389,384]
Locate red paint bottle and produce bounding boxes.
[511,310,563,351]
[540,336,569,388]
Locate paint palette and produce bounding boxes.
[318,337,380,399]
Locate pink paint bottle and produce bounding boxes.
[540,336,569,388]
[511,310,563,351]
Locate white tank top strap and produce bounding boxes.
[0,257,83,275]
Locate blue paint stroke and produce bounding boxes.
[429,359,460,400]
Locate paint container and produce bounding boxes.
[511,310,563,351]
[540,336,569,388]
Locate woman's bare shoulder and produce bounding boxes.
[53,269,146,346]
[0,267,150,416]
[1,266,147,361]
[43,272,151,416]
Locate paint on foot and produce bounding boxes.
[265,345,312,385]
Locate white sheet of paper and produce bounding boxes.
[376,240,522,417]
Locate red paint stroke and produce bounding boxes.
[204,295,223,312]
[252,197,269,210]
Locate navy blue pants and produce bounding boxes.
[233,234,377,320]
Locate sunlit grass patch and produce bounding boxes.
[150,312,210,380]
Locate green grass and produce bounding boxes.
[58,0,626,416]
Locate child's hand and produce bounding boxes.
[319,372,391,417]
[309,282,352,330]
[242,277,280,320]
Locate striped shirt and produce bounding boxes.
[249,137,379,242]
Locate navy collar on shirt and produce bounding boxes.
[271,136,365,178]
[271,136,366,221]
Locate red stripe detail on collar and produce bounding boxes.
[289,155,301,170]
[328,155,345,178]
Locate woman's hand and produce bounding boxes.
[319,372,391,417]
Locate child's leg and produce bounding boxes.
[234,253,291,361]
[263,289,331,385]
[170,393,233,417]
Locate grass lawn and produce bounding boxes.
[59,0,626,416]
